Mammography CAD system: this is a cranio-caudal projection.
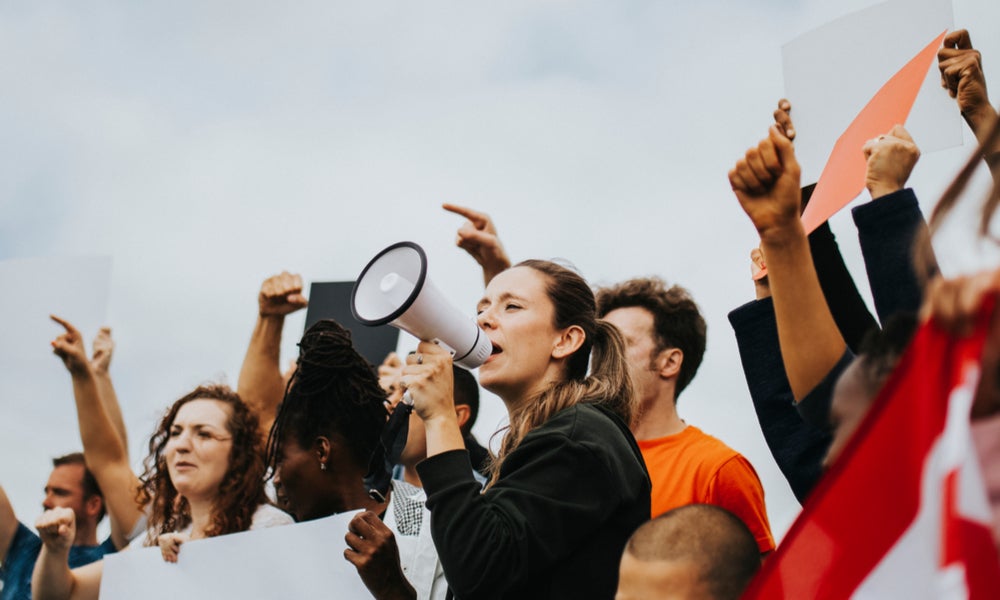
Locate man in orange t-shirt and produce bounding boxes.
[598,278,775,554]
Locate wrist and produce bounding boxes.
[867,182,902,200]
[757,220,806,248]
[985,150,1000,172]
[753,280,771,300]
[69,362,95,379]
[965,104,997,141]
[422,411,459,430]
[482,253,511,273]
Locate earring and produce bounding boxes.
[320,461,327,471]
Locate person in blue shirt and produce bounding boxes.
[0,454,116,600]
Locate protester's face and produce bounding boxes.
[616,552,709,600]
[273,435,331,522]
[823,360,876,470]
[476,266,563,403]
[603,306,663,406]
[42,464,88,521]
[165,399,234,502]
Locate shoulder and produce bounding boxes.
[713,453,765,488]
[677,426,741,461]
[12,521,41,549]
[514,403,647,485]
[6,521,41,560]
[532,402,630,441]
[250,503,294,529]
[68,538,116,568]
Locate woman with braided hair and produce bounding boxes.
[266,319,448,600]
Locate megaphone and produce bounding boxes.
[351,241,492,369]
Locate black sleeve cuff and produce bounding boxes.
[728,297,775,331]
[851,188,919,229]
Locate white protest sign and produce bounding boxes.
[101,512,372,599]
[782,0,961,184]
[0,255,112,525]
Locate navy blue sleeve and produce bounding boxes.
[810,220,879,353]
[728,298,832,504]
[0,522,42,600]
[852,188,935,324]
[795,348,856,429]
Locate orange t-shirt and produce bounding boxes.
[639,425,775,553]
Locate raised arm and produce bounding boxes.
[938,29,1000,178]
[237,271,307,439]
[89,327,128,458]
[771,99,879,351]
[729,126,847,401]
[853,125,931,321]
[50,316,142,550]
[442,203,512,287]
[32,508,102,600]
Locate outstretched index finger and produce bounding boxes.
[442,203,488,228]
[50,315,79,335]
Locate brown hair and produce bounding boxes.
[52,452,105,522]
[595,277,707,399]
[137,384,267,542]
[487,260,635,486]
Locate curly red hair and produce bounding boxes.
[137,385,267,541]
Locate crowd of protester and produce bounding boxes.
[1,27,999,600]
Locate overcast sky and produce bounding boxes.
[2,0,999,541]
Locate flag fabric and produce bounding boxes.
[744,299,1000,599]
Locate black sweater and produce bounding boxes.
[417,402,650,599]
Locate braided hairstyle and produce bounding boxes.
[266,320,388,475]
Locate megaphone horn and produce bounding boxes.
[351,241,492,369]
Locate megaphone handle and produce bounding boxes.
[363,401,413,502]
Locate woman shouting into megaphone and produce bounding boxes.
[401,259,650,600]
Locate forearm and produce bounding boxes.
[965,103,998,147]
[481,258,511,287]
[71,370,143,548]
[761,225,847,402]
[32,546,75,600]
[72,370,128,466]
[967,105,1000,180]
[93,372,128,457]
[422,414,467,458]
[237,314,286,436]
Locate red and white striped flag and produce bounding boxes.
[745,300,1000,598]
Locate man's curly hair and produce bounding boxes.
[596,277,706,399]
